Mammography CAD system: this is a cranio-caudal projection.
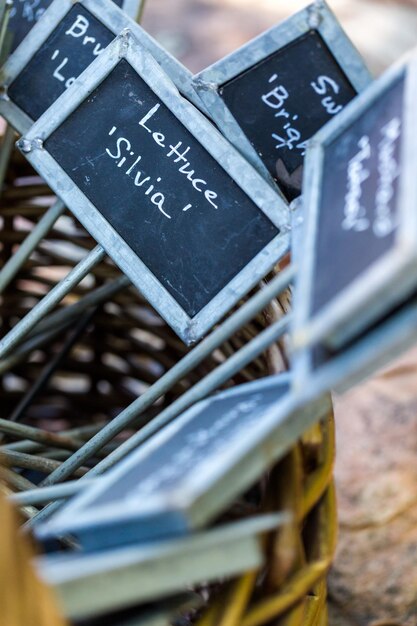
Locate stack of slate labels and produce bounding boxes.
[0,0,413,623]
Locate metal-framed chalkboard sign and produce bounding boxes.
[292,53,417,370]
[18,32,290,345]
[193,0,372,203]
[36,375,292,547]
[39,515,286,620]
[35,374,331,551]
[7,0,145,55]
[0,0,199,134]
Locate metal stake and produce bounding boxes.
[31,275,131,339]
[0,449,88,477]
[0,124,15,191]
[0,420,86,451]
[0,318,75,375]
[4,423,109,453]
[8,306,98,422]
[0,245,105,358]
[0,200,66,293]
[10,479,96,506]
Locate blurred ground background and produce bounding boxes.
[140,1,417,624]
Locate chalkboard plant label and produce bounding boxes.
[292,52,417,367]
[193,0,372,202]
[6,0,144,55]
[18,32,290,344]
[38,515,287,619]
[0,0,199,134]
[35,374,330,550]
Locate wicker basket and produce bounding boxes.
[0,146,336,625]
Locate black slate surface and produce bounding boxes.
[219,30,357,201]
[312,74,405,316]
[88,379,290,510]
[7,0,123,54]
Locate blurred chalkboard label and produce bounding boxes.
[39,515,286,619]
[292,54,417,367]
[292,294,417,405]
[6,0,141,54]
[18,33,289,344]
[34,374,328,551]
[0,0,199,134]
[194,1,371,202]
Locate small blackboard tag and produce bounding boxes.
[35,375,331,551]
[193,0,371,202]
[292,52,417,367]
[6,0,141,55]
[0,0,198,134]
[38,515,286,619]
[18,32,289,344]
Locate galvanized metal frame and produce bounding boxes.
[292,54,417,365]
[292,294,417,396]
[18,31,290,345]
[0,0,200,134]
[122,0,145,20]
[192,0,372,191]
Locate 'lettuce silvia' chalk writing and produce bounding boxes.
[105,104,219,220]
